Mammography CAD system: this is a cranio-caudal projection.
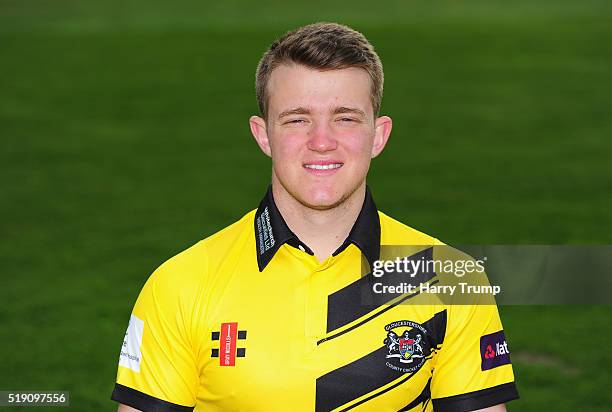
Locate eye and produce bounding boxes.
[338,117,358,123]
[284,119,307,125]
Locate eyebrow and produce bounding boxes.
[332,106,366,118]
[277,106,366,119]
[278,107,311,119]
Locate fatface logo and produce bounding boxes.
[480,330,511,370]
[211,322,247,366]
[384,320,430,373]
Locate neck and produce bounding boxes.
[272,181,366,262]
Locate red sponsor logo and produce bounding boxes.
[485,341,510,359]
[220,322,238,366]
[480,331,512,371]
[484,345,496,359]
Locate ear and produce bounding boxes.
[249,115,272,157]
[371,115,392,158]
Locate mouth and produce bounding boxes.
[302,161,343,176]
[303,163,343,171]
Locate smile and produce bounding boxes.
[303,163,343,170]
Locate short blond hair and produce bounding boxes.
[255,22,384,118]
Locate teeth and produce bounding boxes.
[304,163,342,170]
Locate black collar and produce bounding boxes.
[254,186,381,272]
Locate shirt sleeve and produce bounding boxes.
[430,299,519,411]
[111,253,205,412]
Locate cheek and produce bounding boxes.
[342,131,374,159]
[270,132,304,164]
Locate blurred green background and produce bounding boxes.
[1,0,611,410]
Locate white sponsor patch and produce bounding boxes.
[119,314,144,372]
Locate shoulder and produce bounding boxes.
[378,210,443,246]
[145,209,256,295]
[198,209,256,259]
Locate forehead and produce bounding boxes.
[267,64,373,115]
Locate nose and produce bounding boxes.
[306,121,338,153]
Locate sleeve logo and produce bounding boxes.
[119,314,144,373]
[480,330,511,371]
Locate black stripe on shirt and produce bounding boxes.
[398,378,431,411]
[315,311,447,412]
[315,346,404,412]
[317,280,440,346]
[432,382,519,412]
[338,368,424,412]
[111,383,194,412]
[326,247,437,334]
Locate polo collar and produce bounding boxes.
[254,186,381,272]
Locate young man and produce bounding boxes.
[112,23,518,412]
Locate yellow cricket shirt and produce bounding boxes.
[111,187,519,411]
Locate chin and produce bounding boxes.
[300,193,342,210]
[274,170,364,211]
[297,184,358,210]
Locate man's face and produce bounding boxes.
[250,63,391,210]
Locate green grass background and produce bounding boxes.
[1,0,611,410]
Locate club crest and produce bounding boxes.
[384,320,430,373]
